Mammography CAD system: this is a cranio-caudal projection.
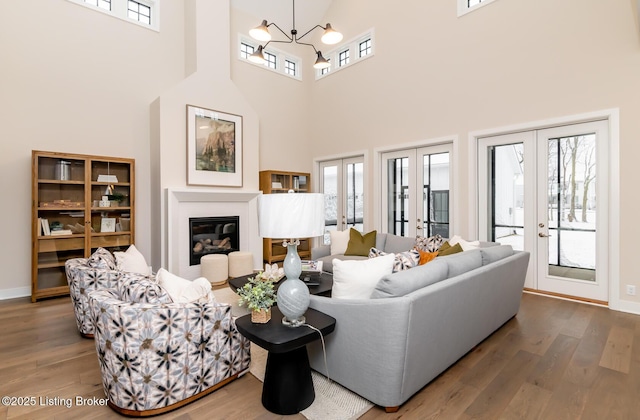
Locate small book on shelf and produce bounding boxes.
[40,218,51,236]
[50,229,73,236]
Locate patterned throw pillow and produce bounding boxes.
[87,247,117,270]
[117,273,173,304]
[368,247,420,272]
[414,234,445,253]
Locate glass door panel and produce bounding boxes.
[345,161,364,232]
[321,164,338,244]
[420,150,451,238]
[387,156,411,236]
[545,134,597,281]
[490,143,525,250]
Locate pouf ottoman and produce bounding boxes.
[200,254,228,286]
[228,251,254,278]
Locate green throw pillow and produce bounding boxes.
[438,241,463,256]
[344,228,377,256]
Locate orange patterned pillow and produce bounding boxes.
[418,250,438,265]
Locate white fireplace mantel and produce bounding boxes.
[166,188,262,279]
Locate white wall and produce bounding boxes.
[305,0,640,309]
[0,0,186,298]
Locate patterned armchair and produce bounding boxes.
[88,280,251,416]
[65,249,124,337]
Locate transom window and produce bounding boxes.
[285,60,297,76]
[68,0,158,31]
[85,0,111,10]
[240,43,254,60]
[339,50,350,67]
[127,0,151,25]
[264,51,277,69]
[238,37,302,81]
[316,29,375,80]
[458,0,498,17]
[359,39,371,58]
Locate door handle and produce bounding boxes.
[538,232,549,237]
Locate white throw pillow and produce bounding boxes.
[448,235,480,252]
[332,253,395,299]
[114,244,152,276]
[156,268,213,303]
[330,230,351,255]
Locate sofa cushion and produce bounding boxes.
[114,244,152,276]
[414,234,445,253]
[438,242,463,256]
[383,234,416,254]
[330,230,351,255]
[441,248,483,277]
[345,229,377,256]
[480,245,514,265]
[369,247,420,272]
[117,273,173,304]
[332,253,395,299]
[87,247,116,270]
[157,268,213,303]
[370,258,450,298]
[317,254,367,274]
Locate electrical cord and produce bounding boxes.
[303,323,331,384]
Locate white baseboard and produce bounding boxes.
[611,299,640,316]
[0,287,30,301]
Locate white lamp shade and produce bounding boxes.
[258,193,325,239]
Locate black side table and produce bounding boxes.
[235,306,336,415]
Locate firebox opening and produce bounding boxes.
[189,216,239,266]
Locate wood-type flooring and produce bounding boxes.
[1,292,639,419]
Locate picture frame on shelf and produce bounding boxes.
[186,105,243,187]
[100,217,116,233]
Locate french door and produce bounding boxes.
[381,144,452,238]
[319,157,364,244]
[478,120,609,302]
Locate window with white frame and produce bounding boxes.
[338,50,350,67]
[237,37,302,81]
[67,0,158,31]
[263,51,277,69]
[85,0,111,11]
[316,29,375,80]
[457,0,498,17]
[284,60,297,76]
[127,0,151,25]
[359,39,371,58]
[240,43,254,60]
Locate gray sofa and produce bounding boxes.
[306,244,530,412]
[311,233,416,273]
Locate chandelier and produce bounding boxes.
[248,0,343,70]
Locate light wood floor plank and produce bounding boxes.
[498,382,552,420]
[598,324,634,373]
[526,333,580,391]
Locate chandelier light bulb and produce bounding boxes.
[250,19,271,42]
[321,23,343,45]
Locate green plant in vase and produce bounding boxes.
[237,275,276,323]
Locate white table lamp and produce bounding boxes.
[258,192,325,327]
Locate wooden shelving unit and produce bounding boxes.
[259,170,311,264]
[32,151,135,302]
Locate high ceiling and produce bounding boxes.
[232,0,333,38]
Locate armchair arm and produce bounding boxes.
[311,244,332,260]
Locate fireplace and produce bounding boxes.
[189,216,239,266]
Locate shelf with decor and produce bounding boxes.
[259,170,312,264]
[32,151,135,302]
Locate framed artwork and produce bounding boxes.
[187,105,243,187]
[101,217,116,233]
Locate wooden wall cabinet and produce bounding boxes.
[259,170,311,264]
[32,151,135,302]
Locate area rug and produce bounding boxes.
[249,344,374,420]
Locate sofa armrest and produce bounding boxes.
[311,244,331,260]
